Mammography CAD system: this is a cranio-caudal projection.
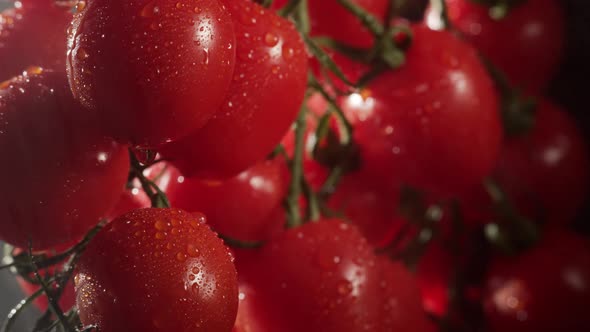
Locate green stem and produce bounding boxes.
[278,0,302,17]
[0,287,46,332]
[302,178,321,222]
[286,106,308,228]
[218,234,264,249]
[307,74,354,143]
[28,244,73,332]
[337,0,384,36]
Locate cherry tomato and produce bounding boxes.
[377,257,436,332]
[273,0,388,48]
[167,159,289,242]
[416,242,453,317]
[484,230,590,332]
[0,69,129,249]
[435,0,565,93]
[328,173,405,248]
[160,0,307,179]
[75,208,239,332]
[0,1,72,80]
[341,24,501,196]
[240,220,382,332]
[494,100,589,223]
[67,0,236,147]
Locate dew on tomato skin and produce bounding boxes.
[155,232,166,240]
[140,1,159,18]
[264,32,279,47]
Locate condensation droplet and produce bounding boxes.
[264,32,279,47]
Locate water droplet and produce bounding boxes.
[155,220,169,230]
[187,244,200,257]
[76,1,86,12]
[140,1,160,18]
[176,252,187,262]
[76,48,89,60]
[171,228,180,235]
[192,267,200,274]
[202,49,209,65]
[191,283,200,294]
[188,274,195,281]
[239,12,256,26]
[176,2,183,9]
[155,232,166,240]
[264,32,279,47]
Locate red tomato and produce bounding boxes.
[377,257,436,332]
[416,242,453,317]
[75,208,239,332]
[0,69,129,249]
[240,220,383,332]
[435,0,565,93]
[484,230,590,332]
[273,0,388,48]
[0,1,72,80]
[328,174,405,247]
[160,0,307,179]
[167,159,289,242]
[494,100,589,223]
[341,24,501,196]
[67,0,236,147]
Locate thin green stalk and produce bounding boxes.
[337,0,384,36]
[285,106,308,228]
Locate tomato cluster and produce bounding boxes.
[0,0,589,331]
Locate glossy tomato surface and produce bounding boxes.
[240,220,382,332]
[439,0,565,93]
[75,208,239,332]
[484,231,590,332]
[342,24,501,196]
[161,0,307,179]
[167,159,289,242]
[0,1,72,80]
[495,100,589,223]
[67,0,236,147]
[377,257,436,331]
[328,173,404,248]
[0,69,129,249]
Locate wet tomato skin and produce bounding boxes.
[494,100,590,223]
[167,159,289,242]
[67,0,236,147]
[342,24,501,196]
[440,0,564,93]
[484,231,590,332]
[75,208,239,332]
[377,257,437,332]
[0,69,129,250]
[160,0,307,179]
[0,1,72,80]
[242,220,382,332]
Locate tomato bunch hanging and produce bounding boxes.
[0,0,589,331]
